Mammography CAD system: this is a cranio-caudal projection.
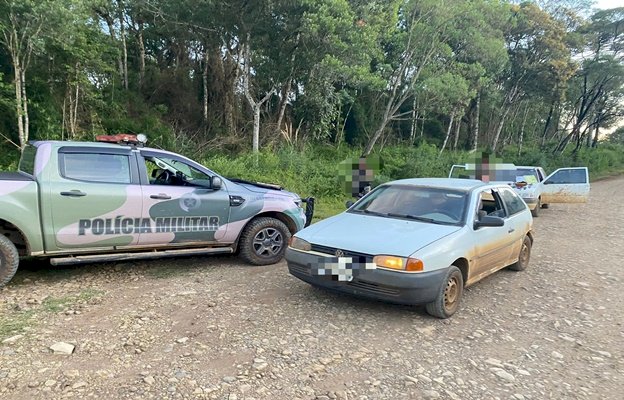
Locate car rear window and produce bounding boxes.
[18,145,36,175]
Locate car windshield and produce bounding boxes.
[349,185,467,225]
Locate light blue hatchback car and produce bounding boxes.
[286,178,533,318]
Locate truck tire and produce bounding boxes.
[0,234,19,288]
[239,217,291,265]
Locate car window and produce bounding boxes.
[350,185,467,225]
[545,168,587,184]
[477,190,506,218]
[144,156,211,187]
[61,153,131,184]
[499,188,527,215]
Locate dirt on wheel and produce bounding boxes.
[1,178,622,399]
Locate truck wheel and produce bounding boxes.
[531,198,540,217]
[239,217,291,265]
[509,236,532,271]
[425,266,463,319]
[0,234,19,288]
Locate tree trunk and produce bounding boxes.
[518,103,529,156]
[452,111,461,150]
[276,78,292,136]
[12,56,26,148]
[252,105,261,153]
[137,19,146,88]
[117,0,128,90]
[439,110,455,156]
[100,12,124,85]
[202,47,209,123]
[541,100,555,148]
[470,91,480,152]
[410,96,418,143]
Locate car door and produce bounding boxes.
[137,151,231,246]
[497,187,529,265]
[541,167,590,203]
[469,189,514,284]
[49,147,144,250]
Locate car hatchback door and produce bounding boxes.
[541,167,590,203]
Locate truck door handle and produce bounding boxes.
[60,190,87,197]
[150,194,172,200]
[508,228,515,233]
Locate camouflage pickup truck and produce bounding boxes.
[0,135,313,287]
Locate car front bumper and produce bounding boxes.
[286,248,449,305]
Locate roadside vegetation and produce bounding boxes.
[0,1,623,218]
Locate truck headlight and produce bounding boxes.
[289,236,311,251]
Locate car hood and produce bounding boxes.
[297,212,462,257]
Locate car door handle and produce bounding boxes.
[150,194,172,200]
[508,228,515,233]
[60,190,87,197]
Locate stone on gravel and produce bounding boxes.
[50,342,75,355]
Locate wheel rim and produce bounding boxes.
[444,275,460,311]
[252,228,283,257]
[520,241,530,266]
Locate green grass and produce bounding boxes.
[0,310,36,338]
[41,289,105,313]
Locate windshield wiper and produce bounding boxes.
[387,213,456,225]
[357,209,388,217]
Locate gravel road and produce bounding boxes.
[1,178,622,400]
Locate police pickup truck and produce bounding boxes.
[0,134,313,287]
[449,163,590,217]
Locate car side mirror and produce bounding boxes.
[211,176,223,190]
[474,215,504,229]
[345,200,355,209]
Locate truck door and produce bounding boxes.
[541,167,590,203]
[137,151,231,246]
[49,147,144,249]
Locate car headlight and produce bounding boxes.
[289,236,311,251]
[294,198,302,207]
[373,255,424,272]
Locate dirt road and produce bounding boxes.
[1,178,622,400]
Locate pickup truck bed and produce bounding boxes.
[0,172,34,181]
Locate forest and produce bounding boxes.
[1,1,624,211]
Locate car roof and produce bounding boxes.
[386,178,492,192]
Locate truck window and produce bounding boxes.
[18,145,36,175]
[61,153,131,184]
[144,156,211,187]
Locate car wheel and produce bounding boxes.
[531,198,540,217]
[541,203,549,209]
[425,266,463,319]
[0,234,19,288]
[239,217,291,265]
[509,236,532,271]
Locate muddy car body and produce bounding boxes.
[449,164,590,216]
[286,178,533,318]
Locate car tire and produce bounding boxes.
[239,217,291,265]
[425,265,463,319]
[0,234,19,288]
[541,203,549,209]
[531,198,540,217]
[509,236,532,271]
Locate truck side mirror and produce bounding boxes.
[211,176,223,190]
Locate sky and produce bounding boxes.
[594,0,623,9]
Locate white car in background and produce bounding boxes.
[449,164,590,217]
